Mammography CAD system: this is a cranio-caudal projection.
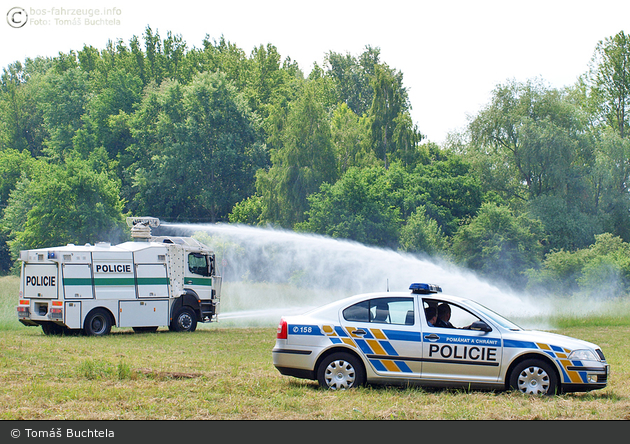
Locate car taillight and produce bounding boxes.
[277,318,288,339]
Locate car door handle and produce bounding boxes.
[424,334,440,341]
[352,329,367,336]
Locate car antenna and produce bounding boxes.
[386,279,389,292]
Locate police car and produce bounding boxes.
[272,283,610,394]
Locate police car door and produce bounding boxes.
[421,299,502,384]
[339,296,423,378]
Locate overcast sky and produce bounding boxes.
[2,0,629,144]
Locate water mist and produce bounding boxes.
[161,222,549,327]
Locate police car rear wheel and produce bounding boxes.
[510,359,558,395]
[317,352,365,390]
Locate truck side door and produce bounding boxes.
[184,252,214,300]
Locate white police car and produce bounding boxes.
[272,283,610,394]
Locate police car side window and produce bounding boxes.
[423,299,482,329]
[343,298,414,325]
[343,301,370,322]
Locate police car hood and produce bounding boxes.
[506,328,599,352]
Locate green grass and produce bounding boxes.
[2,275,630,419]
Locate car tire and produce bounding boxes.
[83,309,112,336]
[171,307,197,332]
[509,358,558,395]
[317,352,365,390]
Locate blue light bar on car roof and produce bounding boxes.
[409,283,442,294]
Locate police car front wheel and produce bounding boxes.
[509,359,558,395]
[317,352,365,390]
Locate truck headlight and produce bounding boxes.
[568,349,599,362]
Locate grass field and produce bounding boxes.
[1,275,630,420]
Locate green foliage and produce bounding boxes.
[1,157,127,262]
[129,72,265,222]
[450,203,545,287]
[295,166,401,247]
[0,26,630,300]
[527,233,630,298]
[399,206,448,256]
[408,147,483,236]
[468,78,590,203]
[325,46,379,117]
[587,30,630,138]
[256,81,337,227]
[330,102,375,175]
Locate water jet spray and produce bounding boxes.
[161,222,546,327]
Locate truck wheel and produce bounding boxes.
[509,359,558,395]
[317,352,365,390]
[84,309,112,336]
[171,307,197,332]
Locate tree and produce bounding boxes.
[0,60,49,156]
[408,148,483,236]
[468,79,589,204]
[130,71,264,222]
[368,63,412,169]
[295,166,401,247]
[587,31,630,138]
[450,203,545,288]
[399,206,447,256]
[325,46,380,117]
[74,66,143,161]
[2,157,127,264]
[256,81,337,227]
[38,62,90,161]
[527,194,601,252]
[0,149,39,273]
[590,129,630,240]
[527,233,630,297]
[330,102,374,175]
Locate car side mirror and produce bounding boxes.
[470,320,492,332]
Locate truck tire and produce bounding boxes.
[171,307,197,332]
[84,308,112,336]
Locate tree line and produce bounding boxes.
[1,27,629,297]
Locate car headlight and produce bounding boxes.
[568,349,599,362]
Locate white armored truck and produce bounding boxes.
[16,217,222,336]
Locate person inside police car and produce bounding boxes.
[425,306,437,326]
[435,303,455,328]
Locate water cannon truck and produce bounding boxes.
[16,217,222,336]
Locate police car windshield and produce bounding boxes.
[466,300,522,331]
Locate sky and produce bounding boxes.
[2,0,629,144]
